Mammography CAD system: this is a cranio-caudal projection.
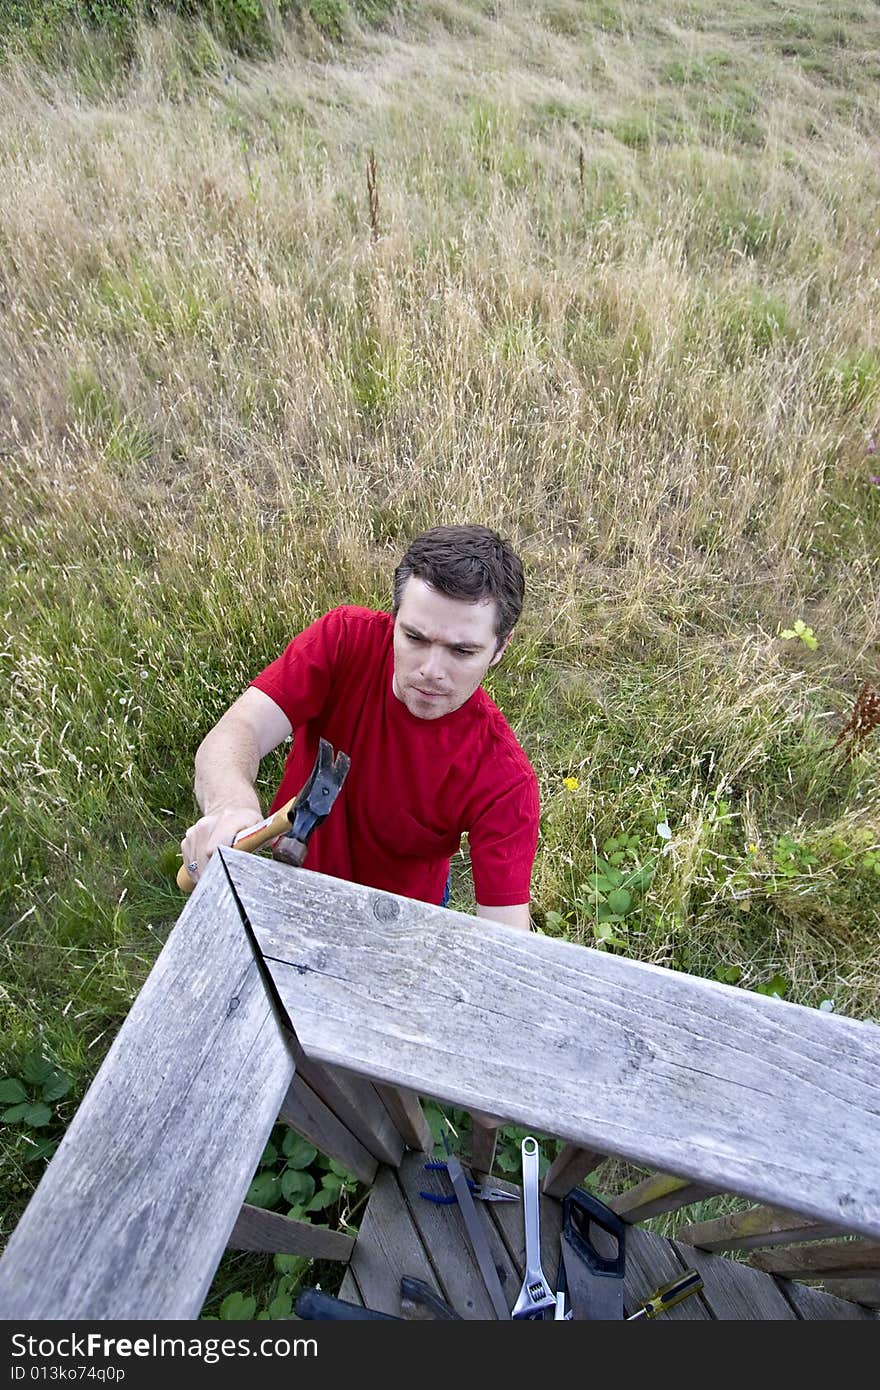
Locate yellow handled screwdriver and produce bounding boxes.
[626,1269,704,1320]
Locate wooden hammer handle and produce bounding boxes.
[177,797,296,893]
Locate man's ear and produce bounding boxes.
[488,632,513,668]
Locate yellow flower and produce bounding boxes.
[563,776,579,792]
[747,842,759,853]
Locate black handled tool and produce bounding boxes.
[558,1187,627,1320]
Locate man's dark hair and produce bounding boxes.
[392,524,525,644]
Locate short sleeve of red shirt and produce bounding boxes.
[249,609,347,726]
[467,760,540,907]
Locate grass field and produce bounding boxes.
[1,0,879,1317]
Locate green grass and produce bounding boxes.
[2,0,879,1317]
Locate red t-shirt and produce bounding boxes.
[250,606,539,906]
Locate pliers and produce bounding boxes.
[419,1160,519,1204]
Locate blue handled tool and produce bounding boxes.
[420,1161,519,1204]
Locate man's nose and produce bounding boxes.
[418,644,447,682]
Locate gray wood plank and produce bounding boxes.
[468,1112,499,1177]
[543,1143,607,1198]
[225,850,880,1240]
[291,1048,406,1167]
[338,1267,364,1305]
[624,1227,712,1320]
[750,1239,880,1278]
[396,1151,519,1318]
[814,1278,880,1307]
[348,1165,443,1316]
[0,857,296,1319]
[776,1276,878,1320]
[278,1072,378,1187]
[680,1204,849,1252]
[228,1204,354,1259]
[610,1173,718,1223]
[375,1084,433,1152]
[673,1241,797,1319]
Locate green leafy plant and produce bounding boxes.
[552,831,658,950]
[204,1124,361,1319]
[779,618,818,650]
[0,1053,73,1163]
[754,972,789,999]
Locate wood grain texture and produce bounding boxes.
[468,1112,499,1177]
[397,1152,519,1318]
[542,1143,607,1198]
[348,1166,443,1316]
[374,1084,433,1152]
[278,1072,378,1186]
[750,1239,880,1278]
[623,1228,712,1319]
[224,850,880,1239]
[610,1174,718,1223]
[0,857,296,1319]
[673,1241,797,1319]
[290,1049,405,1167]
[228,1203,354,1259]
[337,1268,365,1305]
[776,1277,878,1320]
[814,1278,880,1307]
[680,1204,849,1252]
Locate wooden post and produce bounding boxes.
[542,1143,606,1198]
[468,1109,501,1176]
[0,859,296,1319]
[749,1240,880,1279]
[374,1084,433,1152]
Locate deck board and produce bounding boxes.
[346,1157,875,1320]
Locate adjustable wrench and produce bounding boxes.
[511,1136,556,1319]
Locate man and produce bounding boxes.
[181,524,539,929]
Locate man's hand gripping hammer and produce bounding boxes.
[177,738,351,893]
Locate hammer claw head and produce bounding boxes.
[275,737,351,856]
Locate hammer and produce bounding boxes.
[177,737,350,893]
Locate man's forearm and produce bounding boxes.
[194,715,263,817]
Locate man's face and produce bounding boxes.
[392,576,510,721]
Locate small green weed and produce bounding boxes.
[546,828,659,951]
[0,1052,72,1136]
[779,619,818,650]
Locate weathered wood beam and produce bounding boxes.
[225,850,880,1240]
[468,1110,500,1176]
[290,1047,405,1167]
[609,1174,719,1223]
[680,1204,849,1252]
[278,1072,378,1187]
[0,857,296,1319]
[374,1084,433,1152]
[749,1240,880,1279]
[228,1203,354,1260]
[812,1279,880,1308]
[542,1143,607,1198]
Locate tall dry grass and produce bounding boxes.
[1,0,879,1138]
